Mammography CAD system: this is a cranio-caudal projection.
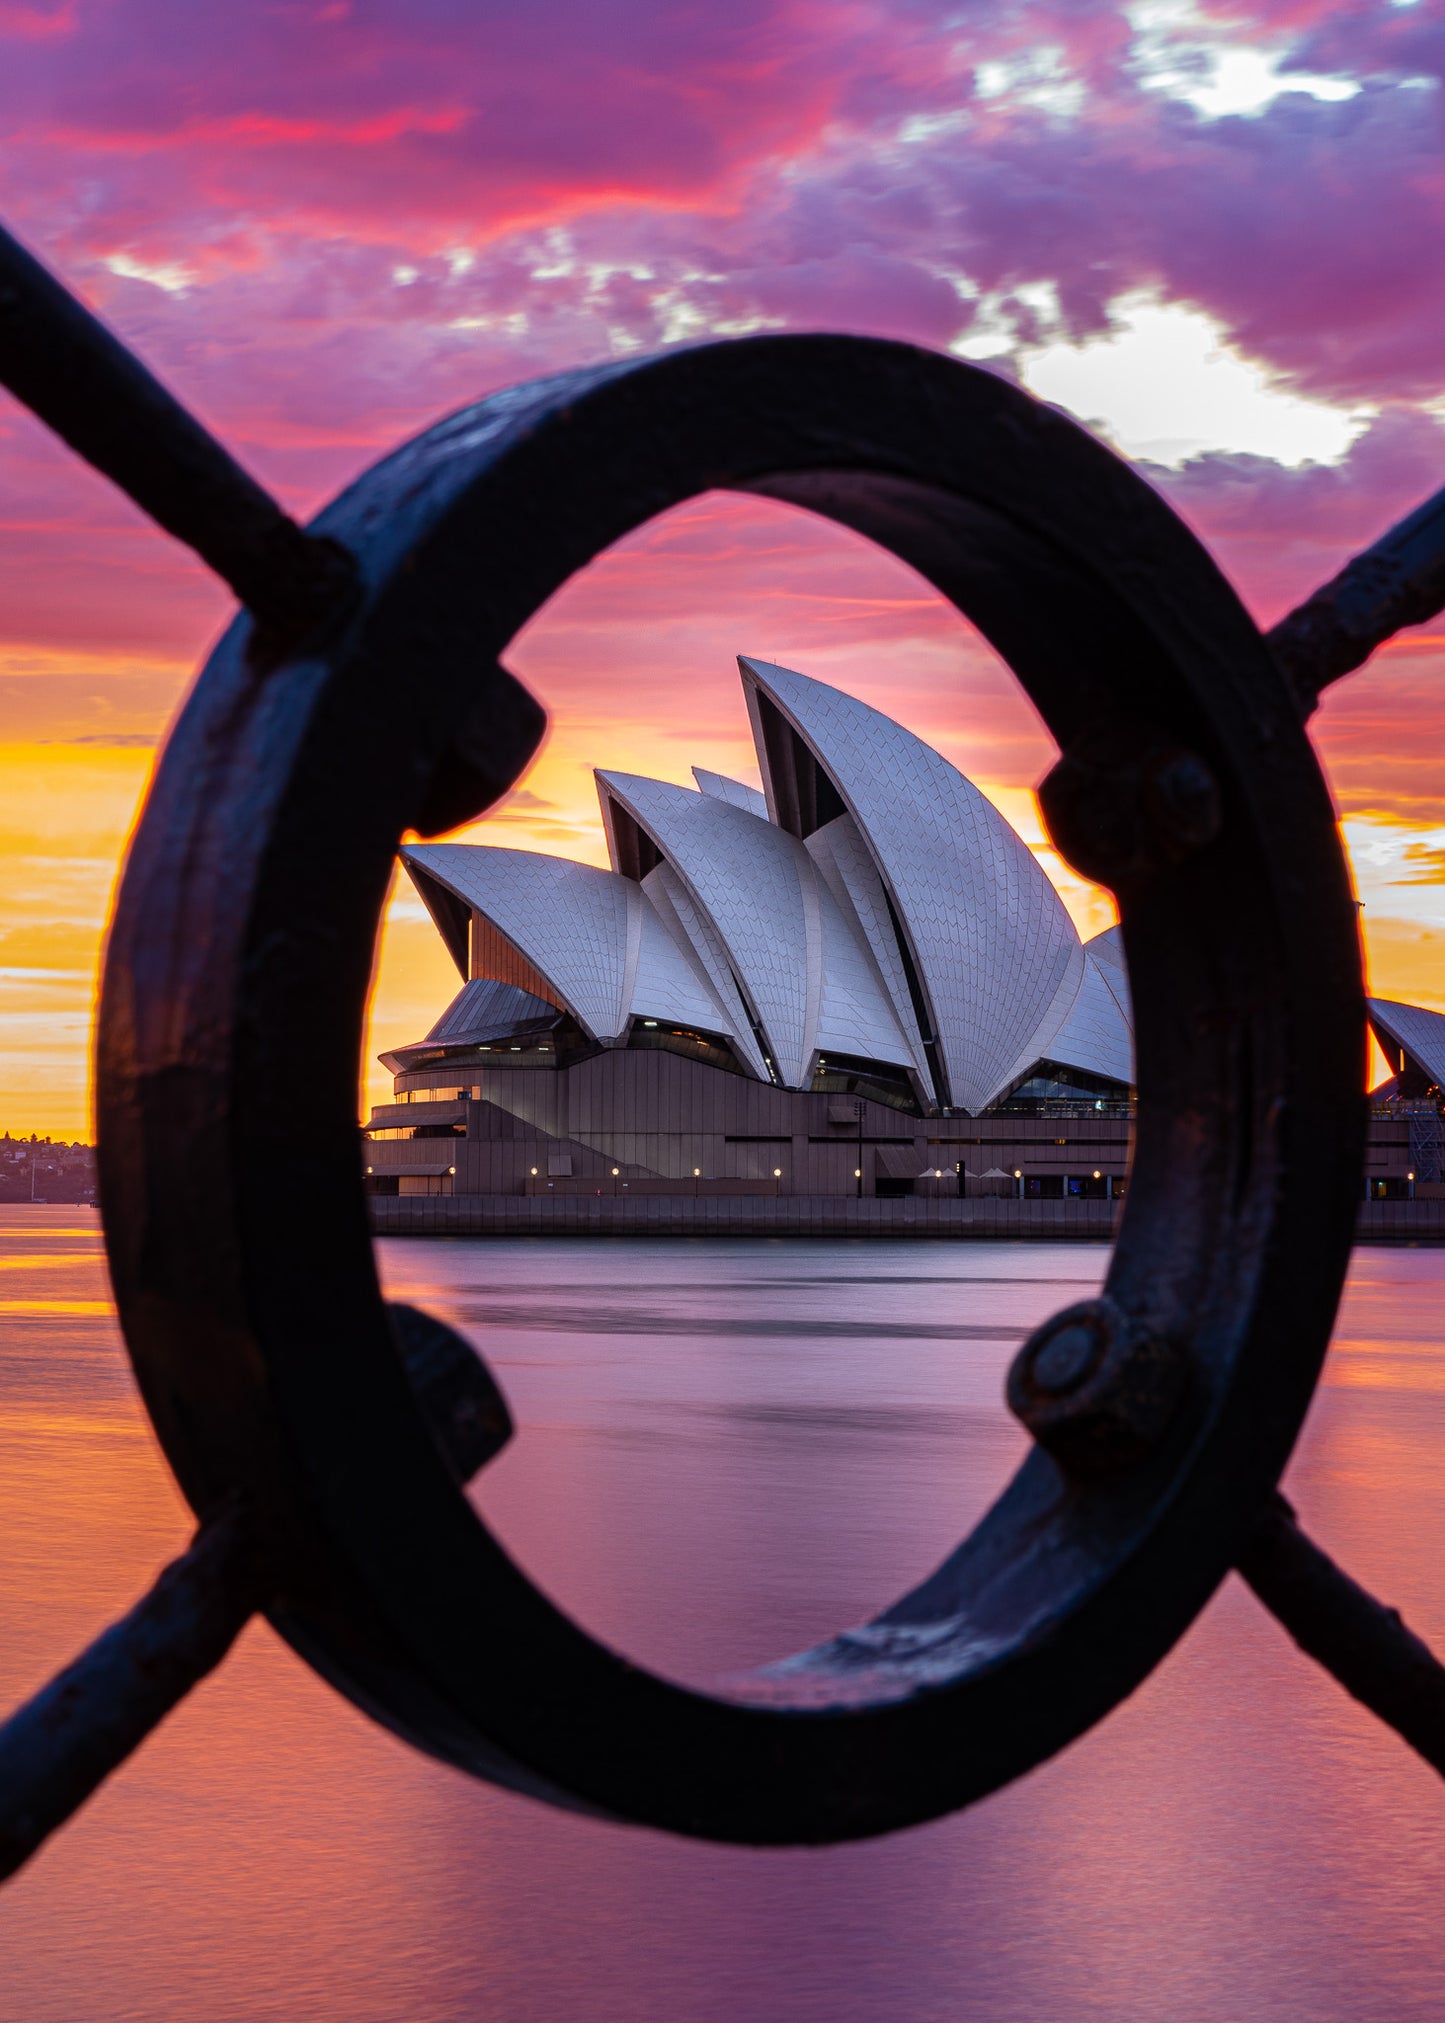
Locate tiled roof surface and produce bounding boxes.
[403,843,633,1039]
[424,978,560,1043]
[598,770,910,1087]
[641,864,768,1078]
[631,897,735,1033]
[402,667,1153,1108]
[1043,949,1135,1086]
[813,869,918,1071]
[1086,923,1133,1028]
[741,657,1085,1113]
[692,767,768,818]
[601,769,812,1083]
[1369,997,1445,1090]
[807,814,932,1089]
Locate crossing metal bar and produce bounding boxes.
[0,213,1441,1877]
[0,1304,510,1881]
[0,1508,263,1882]
[1238,1494,1445,1778]
[1268,480,1445,712]
[0,222,357,658]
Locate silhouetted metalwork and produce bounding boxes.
[0,217,1443,1880]
[0,227,359,662]
[1269,478,1445,711]
[1238,1496,1445,1777]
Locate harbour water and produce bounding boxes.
[2,1206,1444,2020]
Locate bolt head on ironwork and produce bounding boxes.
[1031,1320,1101,1395]
[1039,723,1222,890]
[1144,747,1221,853]
[1007,1297,1187,1475]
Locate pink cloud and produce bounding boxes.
[1151,409,1445,625]
[0,0,1438,418]
[0,0,74,40]
[0,0,1439,828]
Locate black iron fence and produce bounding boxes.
[2,215,1444,1879]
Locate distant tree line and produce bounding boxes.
[0,1133,97,1204]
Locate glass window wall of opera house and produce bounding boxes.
[361,656,1444,1206]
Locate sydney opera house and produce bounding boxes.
[363,657,1444,1210]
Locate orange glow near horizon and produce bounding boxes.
[1,0,1443,1140]
[1,495,1441,1139]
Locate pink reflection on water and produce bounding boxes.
[0,1213,1443,2021]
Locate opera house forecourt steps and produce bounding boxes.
[361,658,1445,1238]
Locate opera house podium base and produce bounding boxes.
[367,1193,1445,1243]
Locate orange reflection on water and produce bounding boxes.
[0,1299,115,1316]
[3,1212,1445,2023]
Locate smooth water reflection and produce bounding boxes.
[1,1210,1444,2020]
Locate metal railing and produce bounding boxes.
[2,215,1445,1877]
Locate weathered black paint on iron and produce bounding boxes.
[91,332,1367,1844]
[0,217,1442,1875]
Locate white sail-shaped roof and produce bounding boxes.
[805,813,932,1086]
[741,657,1085,1114]
[692,767,768,818]
[1085,924,1132,1026]
[631,896,739,1034]
[1042,945,1134,1087]
[597,769,916,1089]
[403,841,744,1048]
[401,664,1146,1111]
[639,862,770,1078]
[813,887,921,1075]
[1369,997,1445,1091]
[403,844,634,1039]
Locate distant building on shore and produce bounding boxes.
[362,658,1444,1207]
[0,1134,97,1205]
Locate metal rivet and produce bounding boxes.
[1031,1322,1102,1396]
[1039,726,1222,889]
[1007,1297,1187,1476]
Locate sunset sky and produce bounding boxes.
[1,0,1442,1136]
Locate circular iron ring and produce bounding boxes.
[97,335,1365,1843]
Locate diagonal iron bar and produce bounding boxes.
[0,1305,511,1883]
[1237,1493,1445,1778]
[0,211,1442,1871]
[0,1506,265,1882]
[1268,480,1445,713]
[0,222,357,658]
[5,1468,1442,1884]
